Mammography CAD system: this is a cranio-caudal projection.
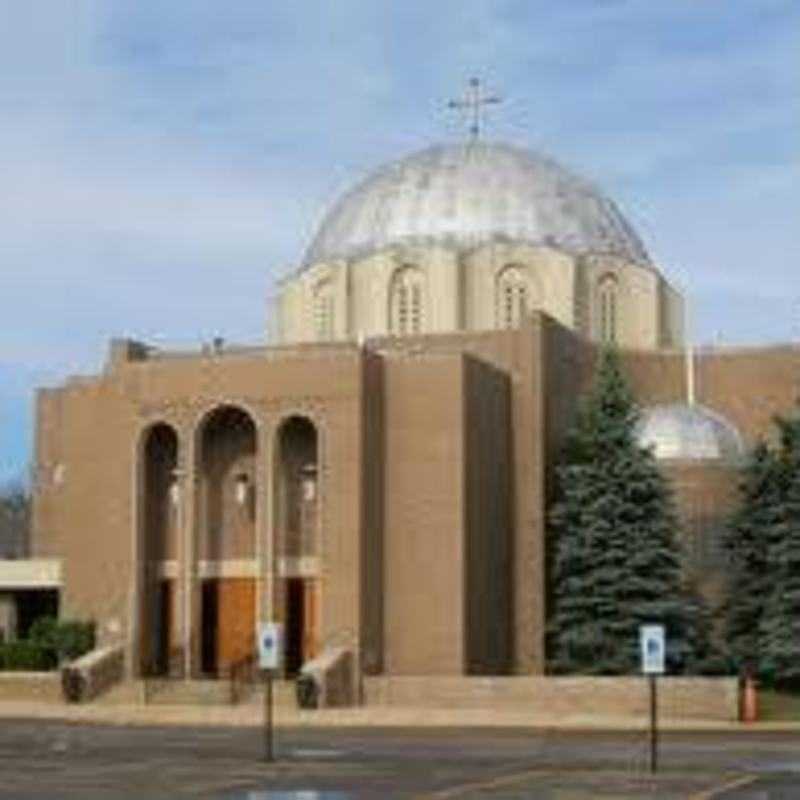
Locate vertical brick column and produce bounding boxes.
[256,422,273,627]
[180,423,198,678]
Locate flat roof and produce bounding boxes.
[0,560,62,590]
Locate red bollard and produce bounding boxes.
[741,673,758,723]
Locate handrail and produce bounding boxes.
[142,644,185,704]
[320,627,356,652]
[141,644,258,705]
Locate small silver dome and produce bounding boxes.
[304,141,651,267]
[637,404,743,463]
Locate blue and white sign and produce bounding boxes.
[257,622,283,670]
[640,624,665,675]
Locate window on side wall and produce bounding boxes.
[597,274,618,343]
[495,265,529,329]
[312,280,334,341]
[389,266,425,335]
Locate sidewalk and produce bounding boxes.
[1,698,798,732]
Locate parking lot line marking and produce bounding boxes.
[418,767,555,799]
[689,773,758,800]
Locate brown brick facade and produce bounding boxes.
[30,317,798,681]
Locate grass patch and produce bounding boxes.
[759,689,800,721]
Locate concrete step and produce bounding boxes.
[94,680,146,705]
[143,678,298,707]
[246,681,299,708]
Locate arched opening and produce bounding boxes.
[389,266,425,336]
[597,274,618,343]
[275,415,320,676]
[312,279,335,341]
[140,423,179,676]
[495,264,531,329]
[197,406,257,677]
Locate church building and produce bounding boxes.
[23,139,796,689]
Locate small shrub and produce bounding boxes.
[29,617,95,663]
[0,641,57,671]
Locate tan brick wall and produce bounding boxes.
[0,672,62,703]
[463,356,512,674]
[383,354,466,674]
[359,350,384,674]
[364,675,739,721]
[374,325,546,674]
[694,346,798,448]
[32,343,369,677]
[30,321,797,685]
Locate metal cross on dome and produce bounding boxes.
[448,77,503,140]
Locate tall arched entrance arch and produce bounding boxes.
[139,423,180,677]
[274,415,320,676]
[196,405,257,677]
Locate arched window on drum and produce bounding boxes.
[495,265,530,329]
[596,274,619,343]
[312,280,334,341]
[389,266,425,335]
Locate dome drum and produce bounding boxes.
[276,140,683,348]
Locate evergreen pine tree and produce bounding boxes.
[547,346,701,674]
[758,413,800,688]
[722,442,778,673]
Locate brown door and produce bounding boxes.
[285,578,304,676]
[303,579,320,662]
[156,580,171,674]
[141,578,172,676]
[284,577,321,675]
[201,580,219,676]
[217,578,256,676]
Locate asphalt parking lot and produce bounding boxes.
[0,721,798,798]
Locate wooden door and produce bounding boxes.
[285,578,304,675]
[302,579,320,662]
[156,580,171,674]
[217,578,256,675]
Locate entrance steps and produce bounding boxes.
[140,678,298,707]
[94,680,146,705]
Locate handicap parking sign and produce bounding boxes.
[257,622,283,670]
[640,624,665,675]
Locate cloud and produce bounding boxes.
[0,0,797,480]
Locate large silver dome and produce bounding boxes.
[637,404,744,463]
[303,141,650,267]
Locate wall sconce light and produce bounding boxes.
[169,468,186,507]
[235,473,251,506]
[169,479,181,507]
[300,463,317,501]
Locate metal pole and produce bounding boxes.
[649,674,658,774]
[264,670,274,762]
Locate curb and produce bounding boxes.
[0,702,799,732]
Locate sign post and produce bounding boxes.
[257,622,283,763]
[640,624,665,774]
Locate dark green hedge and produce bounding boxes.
[0,618,95,672]
[28,618,95,662]
[0,640,57,671]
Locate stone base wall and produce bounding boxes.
[364,676,739,721]
[0,672,62,703]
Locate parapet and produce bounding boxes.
[105,338,151,370]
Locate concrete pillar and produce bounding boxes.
[179,423,198,679]
[0,594,17,643]
[256,421,273,627]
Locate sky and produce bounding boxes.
[1,0,798,483]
